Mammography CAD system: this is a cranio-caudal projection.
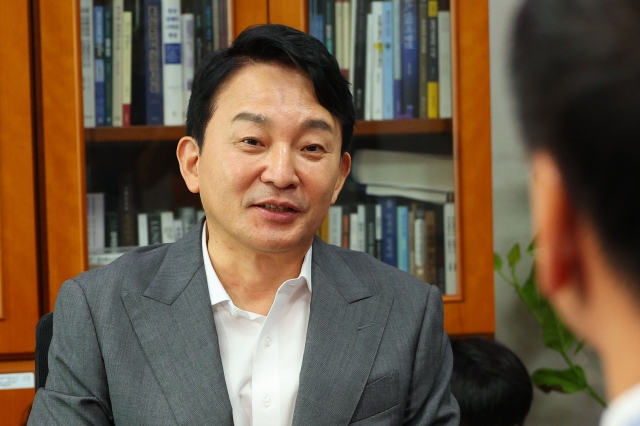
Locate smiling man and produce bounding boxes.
[29,25,458,425]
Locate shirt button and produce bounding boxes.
[264,336,272,346]
[263,396,272,407]
[229,309,238,319]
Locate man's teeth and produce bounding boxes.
[263,204,293,212]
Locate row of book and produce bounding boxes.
[317,197,456,294]
[310,0,452,120]
[80,0,232,128]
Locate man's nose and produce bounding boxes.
[261,144,300,189]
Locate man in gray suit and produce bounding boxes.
[29,24,458,425]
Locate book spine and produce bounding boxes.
[318,213,330,243]
[352,0,370,119]
[147,213,162,245]
[162,0,182,125]
[349,210,359,251]
[341,205,350,249]
[80,0,96,128]
[364,12,373,121]
[160,211,176,243]
[444,200,456,294]
[408,203,416,275]
[203,0,213,56]
[122,11,133,126]
[357,204,366,252]
[382,1,394,120]
[329,205,343,246]
[342,0,351,80]
[137,213,149,246]
[437,0,452,118]
[212,0,220,51]
[145,0,163,125]
[434,202,445,293]
[401,0,418,118]
[336,0,344,70]
[111,0,124,126]
[418,0,428,118]
[94,5,106,126]
[381,197,397,267]
[371,2,384,120]
[427,0,439,118]
[392,0,402,118]
[87,193,105,250]
[375,203,382,259]
[219,0,230,48]
[178,206,197,234]
[174,219,184,241]
[425,208,437,284]
[309,0,317,40]
[105,211,118,248]
[324,0,335,55]
[193,0,204,66]
[118,173,136,246]
[181,13,195,122]
[414,203,427,281]
[397,205,409,272]
[365,204,376,257]
[104,5,113,126]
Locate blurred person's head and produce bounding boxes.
[512,0,640,400]
[450,337,532,426]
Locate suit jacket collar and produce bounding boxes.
[121,219,234,426]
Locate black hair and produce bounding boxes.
[186,24,355,155]
[450,337,533,426]
[511,0,640,287]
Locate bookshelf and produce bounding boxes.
[34,0,493,338]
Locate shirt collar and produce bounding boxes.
[600,382,640,426]
[201,222,313,308]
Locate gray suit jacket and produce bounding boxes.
[29,221,459,425]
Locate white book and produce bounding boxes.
[364,12,374,120]
[328,205,343,247]
[352,149,454,192]
[438,8,452,119]
[414,216,426,273]
[111,0,124,126]
[122,11,133,125]
[80,0,95,128]
[162,0,183,125]
[392,0,402,108]
[181,13,195,122]
[371,2,384,120]
[160,211,176,243]
[87,193,105,249]
[375,203,382,245]
[349,212,360,251]
[343,1,351,71]
[137,213,149,246]
[173,219,184,241]
[349,0,358,87]
[336,1,344,69]
[444,201,456,294]
[179,206,197,234]
[357,204,366,253]
[89,250,127,268]
[365,184,448,204]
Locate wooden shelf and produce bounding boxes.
[84,119,452,143]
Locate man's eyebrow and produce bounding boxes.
[303,119,333,133]
[232,112,270,125]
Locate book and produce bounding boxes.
[324,0,335,55]
[380,197,397,267]
[212,0,220,50]
[363,184,448,204]
[122,11,133,126]
[202,0,214,56]
[178,206,197,234]
[414,203,427,280]
[418,0,428,118]
[364,12,373,121]
[438,0,452,118]
[356,204,366,252]
[94,5,106,126]
[137,213,149,245]
[375,203,383,260]
[221,0,231,48]
[193,0,204,66]
[328,205,343,247]
[397,205,409,272]
[88,248,127,268]
[444,199,456,294]
[147,212,162,245]
[118,173,136,246]
[105,211,118,248]
[371,2,384,120]
[131,0,163,125]
[408,203,416,275]
[160,211,175,243]
[111,0,124,126]
[174,218,184,241]
[364,203,376,257]
[341,205,350,249]
[318,213,330,243]
[392,0,402,118]
[400,0,418,118]
[336,0,344,71]
[104,5,113,126]
[351,149,454,192]
[351,0,370,119]
[341,0,351,80]
[87,193,105,250]
[80,0,96,128]
[382,1,394,120]
[162,0,182,125]
[427,0,439,118]
[349,209,360,251]
[181,13,195,122]
[425,207,437,284]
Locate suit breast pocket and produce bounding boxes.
[350,371,399,423]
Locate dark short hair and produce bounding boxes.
[186,24,355,155]
[450,337,533,426]
[511,0,640,286]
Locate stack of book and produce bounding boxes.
[80,0,232,128]
[309,0,452,120]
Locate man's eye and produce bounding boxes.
[304,145,322,152]
[242,138,260,146]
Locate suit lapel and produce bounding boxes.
[293,238,394,425]
[121,222,233,426]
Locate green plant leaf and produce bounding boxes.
[526,239,535,257]
[574,341,585,355]
[540,304,575,353]
[516,266,545,324]
[508,243,521,268]
[532,366,587,394]
[494,253,503,271]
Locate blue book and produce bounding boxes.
[317,14,325,44]
[380,197,397,267]
[103,5,112,126]
[400,0,418,118]
[393,0,403,117]
[309,0,317,40]
[203,1,213,55]
[144,0,163,125]
[94,6,106,126]
[397,205,409,272]
[382,1,394,119]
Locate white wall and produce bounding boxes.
[489,1,606,425]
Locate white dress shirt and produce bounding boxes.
[600,382,640,426]
[202,224,312,426]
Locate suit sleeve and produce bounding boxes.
[28,279,114,425]
[403,285,459,426]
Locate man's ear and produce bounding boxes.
[177,136,200,194]
[530,151,583,299]
[331,152,351,204]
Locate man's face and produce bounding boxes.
[187,62,350,255]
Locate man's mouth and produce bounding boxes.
[262,203,295,212]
